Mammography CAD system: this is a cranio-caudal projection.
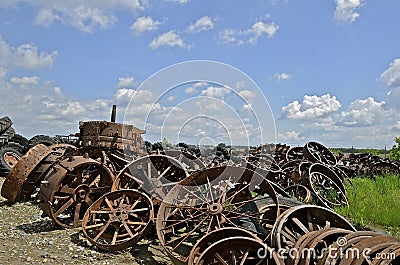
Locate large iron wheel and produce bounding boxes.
[164,150,206,172]
[303,142,337,166]
[82,189,154,251]
[196,236,283,265]
[188,227,260,265]
[1,144,50,203]
[111,154,189,203]
[156,166,279,265]
[307,164,348,208]
[270,205,355,253]
[39,156,114,228]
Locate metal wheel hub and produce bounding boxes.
[110,210,129,222]
[73,184,90,202]
[208,203,223,215]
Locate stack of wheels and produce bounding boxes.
[80,153,190,251]
[272,217,400,265]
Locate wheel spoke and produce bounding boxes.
[54,197,74,217]
[93,220,112,242]
[74,202,82,226]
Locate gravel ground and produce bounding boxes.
[0,178,172,265]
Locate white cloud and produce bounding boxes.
[238,90,256,99]
[334,0,364,23]
[149,30,187,49]
[117,76,135,88]
[184,86,197,94]
[17,1,145,33]
[338,97,386,127]
[200,86,230,97]
[277,131,304,142]
[54,86,62,95]
[114,88,136,103]
[218,29,244,46]
[274,72,291,82]
[219,21,279,46]
[167,96,176,102]
[380,59,400,110]
[0,36,57,79]
[12,44,58,69]
[187,16,214,33]
[281,94,342,120]
[184,82,208,94]
[246,21,279,44]
[130,16,163,35]
[380,58,400,89]
[386,88,400,110]
[10,76,40,86]
[115,88,155,105]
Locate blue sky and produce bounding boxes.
[0,0,399,148]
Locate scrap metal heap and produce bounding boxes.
[0,107,400,264]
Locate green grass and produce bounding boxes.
[334,174,400,236]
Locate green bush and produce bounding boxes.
[389,137,400,160]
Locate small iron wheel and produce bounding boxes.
[82,189,154,251]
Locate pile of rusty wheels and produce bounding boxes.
[1,140,400,265]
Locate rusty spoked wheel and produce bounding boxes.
[196,236,283,265]
[1,144,50,203]
[245,154,280,172]
[164,150,206,172]
[338,235,400,265]
[39,156,114,228]
[265,170,294,189]
[279,160,303,183]
[270,205,355,252]
[285,146,304,162]
[303,141,337,166]
[284,184,312,204]
[188,227,260,265]
[156,166,279,265]
[82,189,154,251]
[111,154,189,203]
[290,228,353,265]
[321,231,383,265]
[307,164,348,208]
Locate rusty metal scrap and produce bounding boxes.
[1,106,400,265]
[1,144,51,203]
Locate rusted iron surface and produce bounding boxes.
[270,205,356,251]
[78,120,146,153]
[196,236,283,265]
[82,189,154,251]
[39,156,114,228]
[1,132,400,264]
[156,166,279,264]
[111,154,189,203]
[1,144,50,203]
[187,227,260,265]
[15,143,76,202]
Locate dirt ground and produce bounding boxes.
[0,178,172,265]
